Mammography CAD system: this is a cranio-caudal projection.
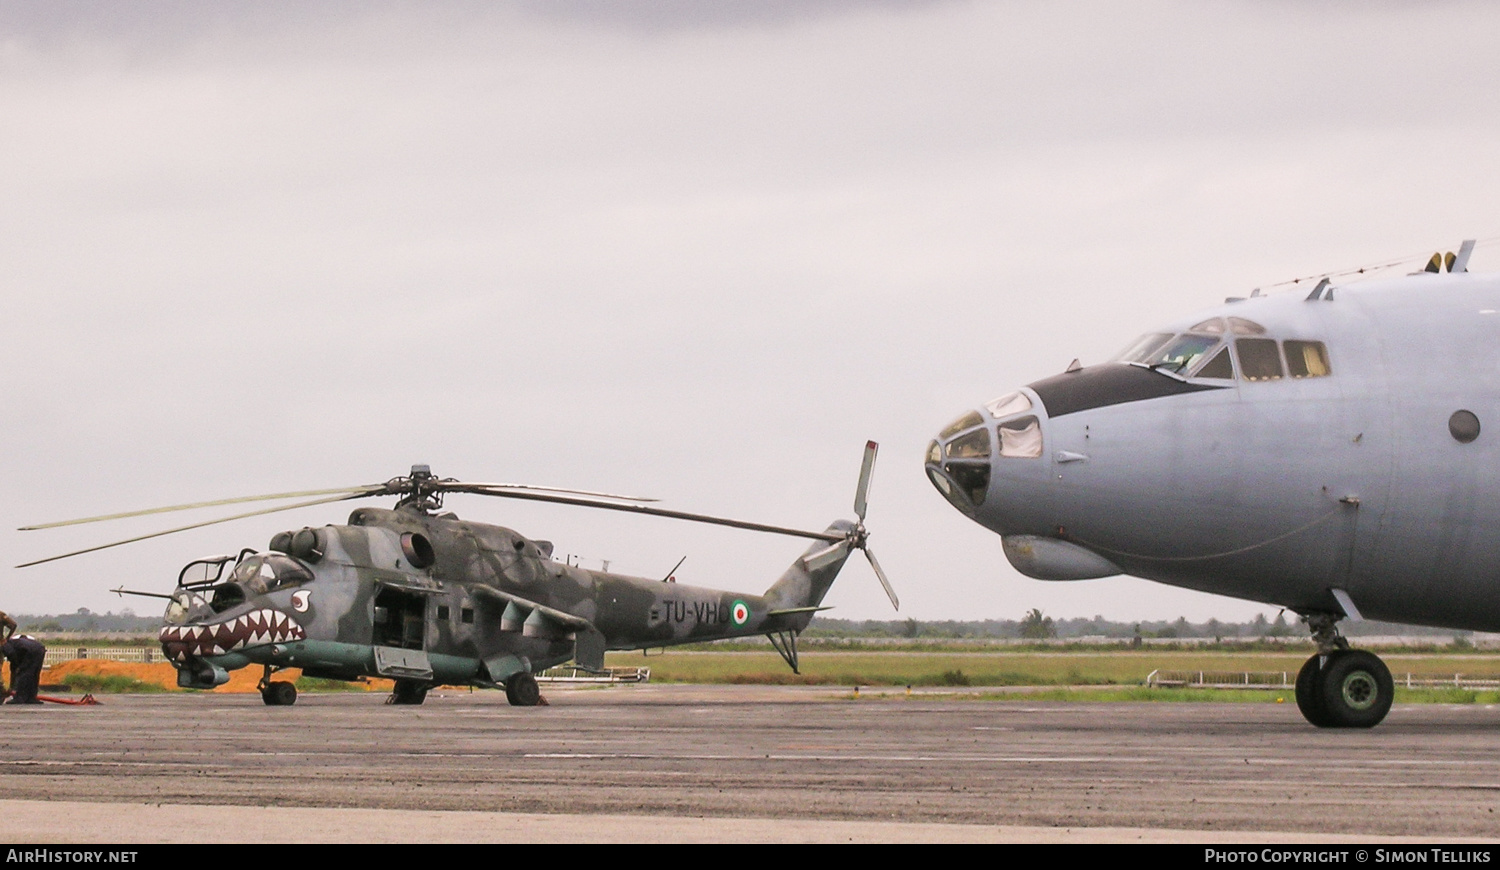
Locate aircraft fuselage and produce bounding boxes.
[928,271,1500,632]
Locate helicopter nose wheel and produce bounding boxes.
[505,672,542,707]
[260,681,297,706]
[1295,650,1393,728]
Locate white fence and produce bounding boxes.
[1147,669,1500,690]
[46,647,163,664]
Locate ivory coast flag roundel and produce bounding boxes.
[731,599,750,626]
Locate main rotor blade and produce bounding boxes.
[15,491,373,568]
[444,487,846,543]
[863,546,899,611]
[452,483,659,502]
[19,485,385,531]
[853,441,878,522]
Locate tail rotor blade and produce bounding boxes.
[853,440,878,521]
[863,546,899,611]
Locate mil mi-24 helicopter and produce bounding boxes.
[20,444,895,706]
[927,239,1498,729]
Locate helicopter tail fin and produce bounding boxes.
[762,519,858,631]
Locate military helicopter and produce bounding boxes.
[19,444,895,706]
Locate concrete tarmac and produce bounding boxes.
[0,685,1496,843]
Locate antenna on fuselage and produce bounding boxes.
[1305,278,1334,302]
[660,555,686,583]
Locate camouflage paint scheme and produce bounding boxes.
[159,506,855,697]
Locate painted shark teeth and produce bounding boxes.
[159,608,307,661]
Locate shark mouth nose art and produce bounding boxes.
[159,609,307,660]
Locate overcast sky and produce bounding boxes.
[5,1,1500,624]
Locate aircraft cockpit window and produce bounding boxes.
[945,427,991,460]
[1284,340,1331,378]
[998,416,1043,458]
[939,464,989,507]
[1188,318,1226,335]
[1228,317,1267,335]
[1193,347,1235,379]
[209,584,247,613]
[229,554,313,593]
[229,558,269,595]
[1114,332,1173,363]
[939,411,984,439]
[1147,334,1219,373]
[984,391,1032,419]
[1236,338,1284,381]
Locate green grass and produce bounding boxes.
[609,649,1500,693]
[294,676,372,692]
[1393,688,1500,704]
[613,650,1300,686]
[58,673,167,693]
[851,687,1293,703]
[849,686,1500,705]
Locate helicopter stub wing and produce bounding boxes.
[471,585,593,631]
[471,584,606,670]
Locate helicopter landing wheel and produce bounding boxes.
[388,680,428,706]
[261,681,297,706]
[505,672,541,707]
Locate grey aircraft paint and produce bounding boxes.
[925,250,1496,727]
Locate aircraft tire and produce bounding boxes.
[1294,654,1333,727]
[261,681,297,706]
[389,680,428,705]
[505,672,541,707]
[1317,650,1393,729]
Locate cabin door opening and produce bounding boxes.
[373,588,426,650]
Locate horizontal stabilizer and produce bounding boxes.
[766,605,834,617]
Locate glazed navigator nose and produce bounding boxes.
[926,390,1047,512]
[926,409,991,513]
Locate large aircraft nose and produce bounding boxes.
[926,390,1051,528]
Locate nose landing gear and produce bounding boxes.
[257,666,298,706]
[1295,614,1393,728]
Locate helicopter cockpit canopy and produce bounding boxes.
[228,554,314,594]
[170,553,316,617]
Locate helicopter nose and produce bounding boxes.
[158,609,308,662]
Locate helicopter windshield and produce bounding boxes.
[164,589,209,625]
